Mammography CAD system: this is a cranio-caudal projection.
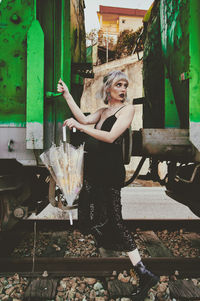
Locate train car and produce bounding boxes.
[0,0,92,230]
[1,0,199,232]
[134,0,200,216]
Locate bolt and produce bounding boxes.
[10,13,21,24]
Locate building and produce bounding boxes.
[97,5,147,43]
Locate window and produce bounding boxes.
[122,19,126,24]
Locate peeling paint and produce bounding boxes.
[190,121,200,151]
[26,122,43,149]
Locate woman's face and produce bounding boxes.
[109,79,128,101]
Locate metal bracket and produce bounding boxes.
[46,92,63,98]
[8,139,14,152]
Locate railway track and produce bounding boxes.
[0,256,200,278]
[0,219,200,300]
[0,219,200,277]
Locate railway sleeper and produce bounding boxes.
[0,272,200,300]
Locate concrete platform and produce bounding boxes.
[29,187,200,221]
[121,187,199,220]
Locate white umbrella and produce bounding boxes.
[40,126,84,225]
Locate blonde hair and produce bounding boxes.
[97,70,129,104]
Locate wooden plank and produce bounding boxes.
[169,280,200,299]
[107,279,136,298]
[139,231,173,257]
[183,233,200,249]
[24,278,58,300]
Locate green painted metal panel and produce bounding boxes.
[1,0,86,151]
[189,0,200,122]
[60,0,65,79]
[0,0,34,127]
[63,0,71,89]
[37,0,56,149]
[26,19,44,149]
[143,1,165,129]
[36,0,72,148]
[55,0,72,145]
[160,0,189,129]
[165,68,180,128]
[189,0,200,150]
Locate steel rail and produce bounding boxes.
[11,219,200,232]
[0,257,200,278]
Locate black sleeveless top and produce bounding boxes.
[84,107,128,188]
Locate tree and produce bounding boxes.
[98,30,115,51]
[86,28,98,46]
[115,27,144,59]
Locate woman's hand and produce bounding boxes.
[57,78,70,98]
[63,118,83,131]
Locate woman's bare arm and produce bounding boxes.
[64,105,135,143]
[57,78,104,125]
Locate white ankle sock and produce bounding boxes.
[127,248,141,266]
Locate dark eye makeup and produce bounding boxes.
[116,82,128,88]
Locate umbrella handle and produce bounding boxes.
[69,210,73,225]
[63,126,67,142]
[63,126,76,142]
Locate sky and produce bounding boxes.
[84,0,154,33]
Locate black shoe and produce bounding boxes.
[131,261,159,300]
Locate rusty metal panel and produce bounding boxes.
[141,129,196,161]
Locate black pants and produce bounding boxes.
[78,180,136,251]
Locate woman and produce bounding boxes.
[57,70,159,299]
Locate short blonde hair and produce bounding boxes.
[97,70,129,104]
